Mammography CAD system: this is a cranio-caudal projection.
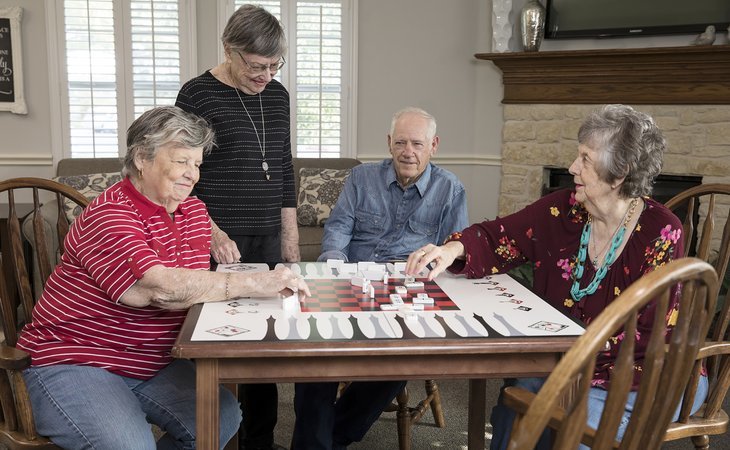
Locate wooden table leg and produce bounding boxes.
[468,379,487,450]
[196,359,220,450]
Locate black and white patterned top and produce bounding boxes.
[176,71,296,236]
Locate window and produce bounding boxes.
[230,0,355,158]
[48,0,353,159]
[54,0,194,158]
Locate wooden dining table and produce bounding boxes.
[172,267,582,450]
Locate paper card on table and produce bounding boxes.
[216,263,270,273]
[528,320,569,333]
[207,325,249,337]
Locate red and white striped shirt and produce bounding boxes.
[17,178,211,380]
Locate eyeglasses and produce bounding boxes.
[236,52,286,75]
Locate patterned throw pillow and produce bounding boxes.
[297,167,352,227]
[53,172,123,222]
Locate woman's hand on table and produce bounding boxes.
[406,241,465,281]
[258,266,310,300]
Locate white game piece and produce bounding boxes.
[394,262,407,272]
[350,276,367,287]
[326,259,344,269]
[416,293,429,299]
[410,303,425,311]
[405,312,418,321]
[413,296,434,305]
[357,261,374,273]
[363,270,385,281]
[395,286,407,295]
[386,263,396,274]
[362,279,370,293]
[380,304,399,311]
[368,264,386,273]
[369,284,375,299]
[404,281,424,289]
[382,273,389,284]
[281,292,300,311]
[389,294,404,305]
[340,263,358,274]
[404,275,415,283]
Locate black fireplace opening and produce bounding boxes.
[542,167,702,205]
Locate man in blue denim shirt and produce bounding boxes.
[291,107,468,449]
[318,107,468,263]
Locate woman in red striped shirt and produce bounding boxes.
[17,106,309,450]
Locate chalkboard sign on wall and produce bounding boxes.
[0,17,15,103]
[0,7,26,114]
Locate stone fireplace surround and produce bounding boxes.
[475,45,730,224]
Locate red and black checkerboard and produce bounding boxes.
[300,278,460,312]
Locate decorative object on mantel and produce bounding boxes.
[520,0,545,52]
[492,0,515,52]
[690,25,716,46]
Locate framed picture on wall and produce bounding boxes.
[0,6,26,115]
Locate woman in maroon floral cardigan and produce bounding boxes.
[406,104,707,449]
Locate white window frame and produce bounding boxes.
[45,0,198,161]
[220,0,358,158]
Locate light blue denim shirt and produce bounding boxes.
[318,159,468,263]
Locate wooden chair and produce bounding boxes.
[663,184,730,449]
[389,379,446,450]
[664,183,730,284]
[0,177,89,449]
[337,378,445,450]
[502,257,719,450]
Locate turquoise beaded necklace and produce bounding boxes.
[570,198,638,302]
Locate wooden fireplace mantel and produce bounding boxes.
[475,45,730,105]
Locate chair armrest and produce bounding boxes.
[502,386,602,448]
[697,340,730,359]
[0,346,31,371]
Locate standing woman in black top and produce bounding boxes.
[176,5,298,450]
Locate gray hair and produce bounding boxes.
[123,106,215,178]
[389,107,438,142]
[577,104,665,198]
[222,4,287,58]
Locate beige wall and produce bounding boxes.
[0,0,55,179]
[0,0,711,224]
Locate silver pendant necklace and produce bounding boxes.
[232,85,269,181]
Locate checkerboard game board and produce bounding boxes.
[300,278,459,313]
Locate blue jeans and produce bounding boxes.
[490,375,709,450]
[292,380,407,449]
[23,359,241,450]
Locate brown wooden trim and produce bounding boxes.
[474,45,730,104]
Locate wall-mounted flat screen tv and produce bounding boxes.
[545,0,730,39]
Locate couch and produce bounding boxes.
[27,156,361,265]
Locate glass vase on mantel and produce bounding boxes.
[492,0,515,52]
[520,0,546,52]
